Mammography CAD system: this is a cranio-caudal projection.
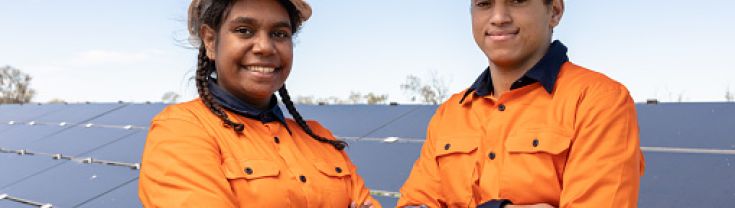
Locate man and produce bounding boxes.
[398,0,645,207]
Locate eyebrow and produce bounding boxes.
[229,16,292,30]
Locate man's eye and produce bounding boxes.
[510,0,528,5]
[475,0,491,8]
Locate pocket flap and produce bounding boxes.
[223,158,280,180]
[506,129,572,155]
[314,161,351,177]
[434,136,480,157]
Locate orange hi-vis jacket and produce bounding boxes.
[398,61,645,207]
[139,99,381,208]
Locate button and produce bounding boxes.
[299,175,307,183]
[274,136,280,144]
[532,138,539,147]
[498,104,506,111]
[488,152,496,160]
[444,143,451,150]
[244,167,253,175]
[335,167,343,173]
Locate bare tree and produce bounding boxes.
[161,91,181,104]
[400,71,449,105]
[726,87,734,102]
[0,65,36,104]
[364,93,388,105]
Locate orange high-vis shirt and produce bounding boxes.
[138,99,381,208]
[398,63,645,208]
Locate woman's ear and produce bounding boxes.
[200,25,217,60]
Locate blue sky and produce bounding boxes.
[1,0,734,103]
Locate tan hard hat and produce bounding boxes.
[187,0,311,41]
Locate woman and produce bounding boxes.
[138,0,380,207]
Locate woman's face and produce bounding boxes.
[202,0,294,108]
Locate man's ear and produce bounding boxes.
[550,0,565,28]
[200,25,217,60]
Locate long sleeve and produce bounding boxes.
[139,111,236,208]
[560,84,645,207]
[397,105,446,207]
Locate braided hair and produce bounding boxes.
[191,0,346,150]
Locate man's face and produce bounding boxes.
[471,0,563,69]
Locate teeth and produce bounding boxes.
[246,66,276,73]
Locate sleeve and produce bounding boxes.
[138,111,236,208]
[397,105,446,207]
[560,84,645,207]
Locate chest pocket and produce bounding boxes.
[223,159,281,180]
[500,128,572,202]
[313,160,352,207]
[506,128,572,155]
[433,135,480,206]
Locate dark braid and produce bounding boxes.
[195,47,245,133]
[279,85,347,150]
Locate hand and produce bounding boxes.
[506,203,555,208]
[350,200,375,208]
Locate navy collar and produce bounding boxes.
[208,79,291,133]
[460,40,569,104]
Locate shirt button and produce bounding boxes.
[488,152,496,160]
[299,175,307,183]
[274,136,280,144]
[244,167,253,175]
[335,167,343,173]
[444,143,451,150]
[498,104,506,112]
[533,138,540,147]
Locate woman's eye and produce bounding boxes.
[272,31,291,39]
[234,27,254,36]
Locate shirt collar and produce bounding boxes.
[208,79,291,133]
[460,40,569,104]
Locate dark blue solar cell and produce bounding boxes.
[0,125,67,149]
[75,178,141,208]
[636,103,735,149]
[373,195,399,208]
[346,141,422,192]
[639,152,735,207]
[78,131,147,163]
[89,103,167,127]
[0,154,65,188]
[0,162,139,208]
[31,103,126,124]
[25,127,138,157]
[294,105,421,138]
[363,105,436,139]
[0,104,66,123]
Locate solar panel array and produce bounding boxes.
[1,102,734,207]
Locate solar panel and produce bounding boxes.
[0,162,138,208]
[295,105,420,138]
[361,105,436,139]
[75,178,141,208]
[639,152,735,207]
[0,104,66,124]
[637,103,735,149]
[89,103,166,127]
[346,141,421,192]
